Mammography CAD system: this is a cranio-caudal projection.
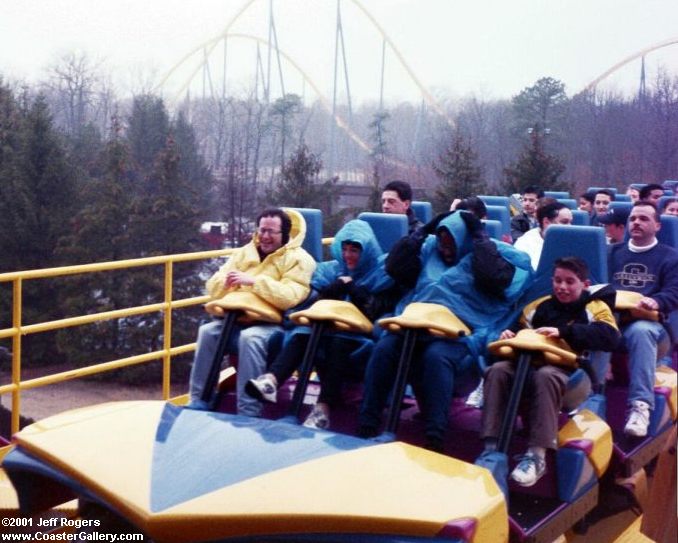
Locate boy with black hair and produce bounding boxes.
[481,257,619,487]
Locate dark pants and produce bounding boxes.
[358,333,479,441]
[269,333,370,407]
[481,360,569,450]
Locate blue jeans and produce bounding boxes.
[591,319,669,409]
[188,319,282,416]
[358,333,479,441]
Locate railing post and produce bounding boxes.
[162,261,173,400]
[11,278,22,435]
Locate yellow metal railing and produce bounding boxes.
[0,248,234,435]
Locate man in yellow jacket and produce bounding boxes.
[188,208,316,416]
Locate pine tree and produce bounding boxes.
[265,144,343,233]
[432,133,485,214]
[501,128,568,194]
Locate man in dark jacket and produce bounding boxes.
[510,185,543,242]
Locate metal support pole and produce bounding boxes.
[497,352,531,454]
[288,322,327,419]
[201,311,240,407]
[384,329,418,435]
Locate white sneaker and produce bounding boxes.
[465,380,484,408]
[245,374,278,403]
[624,400,650,437]
[303,404,330,430]
[510,453,546,487]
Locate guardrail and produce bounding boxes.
[0,248,233,435]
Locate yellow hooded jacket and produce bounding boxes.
[205,209,317,311]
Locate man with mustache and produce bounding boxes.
[606,201,678,437]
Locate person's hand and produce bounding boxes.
[318,279,349,300]
[449,198,462,212]
[499,329,516,340]
[226,270,255,287]
[535,327,560,338]
[422,211,454,236]
[637,297,659,311]
[459,210,485,239]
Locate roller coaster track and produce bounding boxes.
[582,37,678,93]
[155,0,455,140]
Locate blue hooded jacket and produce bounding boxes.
[311,219,393,295]
[399,212,534,359]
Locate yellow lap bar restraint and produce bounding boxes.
[488,328,578,368]
[378,303,471,339]
[290,300,373,334]
[204,291,283,324]
[615,290,660,322]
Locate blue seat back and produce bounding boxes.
[485,205,511,237]
[523,225,608,302]
[410,201,433,223]
[544,191,570,199]
[558,198,577,210]
[609,201,633,214]
[615,194,632,202]
[659,215,678,249]
[482,219,503,241]
[289,207,323,261]
[479,195,510,209]
[571,210,590,226]
[357,212,408,252]
[588,186,618,195]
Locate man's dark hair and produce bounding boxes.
[595,189,615,201]
[383,180,413,202]
[554,256,589,281]
[537,201,567,228]
[579,192,594,204]
[256,208,292,245]
[454,196,487,219]
[639,183,665,200]
[632,200,660,221]
[521,185,544,198]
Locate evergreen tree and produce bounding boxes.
[432,133,485,213]
[265,144,343,233]
[367,111,390,212]
[127,94,170,182]
[0,93,80,364]
[511,77,568,137]
[501,128,568,194]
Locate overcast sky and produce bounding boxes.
[1,0,677,105]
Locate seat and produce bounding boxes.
[608,201,632,214]
[544,191,570,199]
[571,210,590,226]
[485,205,511,238]
[557,198,577,210]
[658,214,678,249]
[615,194,632,202]
[482,219,503,240]
[410,201,432,223]
[588,186,618,195]
[289,207,323,261]
[479,195,511,209]
[357,212,408,252]
[524,225,607,302]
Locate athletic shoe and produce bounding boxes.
[511,453,546,487]
[465,380,484,408]
[245,374,277,403]
[624,400,650,437]
[303,405,330,429]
